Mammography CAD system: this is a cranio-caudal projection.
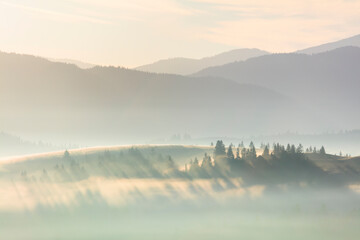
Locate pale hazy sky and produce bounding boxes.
[1,0,360,67]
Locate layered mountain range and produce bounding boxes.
[1,34,360,151]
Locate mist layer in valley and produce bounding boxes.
[2,33,360,240]
[2,46,360,147]
[1,143,360,239]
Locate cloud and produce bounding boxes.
[189,0,360,51]
[0,1,117,24]
[68,0,201,17]
[2,0,360,66]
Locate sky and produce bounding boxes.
[1,0,360,67]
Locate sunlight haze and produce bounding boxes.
[2,1,360,239]
[1,0,360,67]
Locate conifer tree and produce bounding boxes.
[273,143,279,156]
[290,145,296,154]
[241,147,247,159]
[63,149,70,159]
[320,146,326,155]
[249,141,256,159]
[201,153,212,168]
[286,144,291,152]
[214,140,226,157]
[296,144,303,154]
[167,156,175,169]
[236,147,240,159]
[227,145,234,160]
[262,145,270,157]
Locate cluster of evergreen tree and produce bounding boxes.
[23,142,334,184]
[305,146,326,154]
[185,140,327,184]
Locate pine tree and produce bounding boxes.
[296,144,303,154]
[296,143,304,153]
[236,147,240,159]
[320,146,326,155]
[273,143,279,156]
[262,145,270,157]
[194,157,199,165]
[290,145,296,154]
[249,141,256,159]
[241,147,247,159]
[63,150,71,160]
[286,144,291,152]
[214,140,226,157]
[167,156,175,169]
[227,145,234,160]
[201,153,212,168]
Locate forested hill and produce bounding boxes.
[1,143,359,187]
[0,51,295,145]
[193,47,360,133]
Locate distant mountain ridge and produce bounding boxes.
[297,34,360,54]
[135,48,269,75]
[2,35,360,148]
[0,131,76,158]
[193,46,360,131]
[48,58,96,69]
[0,51,294,146]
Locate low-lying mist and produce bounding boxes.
[1,143,360,239]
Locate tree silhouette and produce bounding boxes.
[236,147,240,159]
[290,144,296,154]
[167,156,176,169]
[201,153,212,168]
[262,145,270,157]
[63,149,70,159]
[227,145,234,160]
[320,146,326,155]
[241,147,247,159]
[296,144,303,154]
[248,141,256,159]
[214,140,226,157]
[286,144,291,152]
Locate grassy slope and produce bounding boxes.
[0,145,213,177]
[2,145,360,177]
[305,153,360,174]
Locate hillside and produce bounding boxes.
[0,51,295,146]
[1,143,360,240]
[135,48,269,75]
[48,58,96,69]
[0,132,64,158]
[2,144,359,182]
[193,47,360,131]
[298,34,360,54]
